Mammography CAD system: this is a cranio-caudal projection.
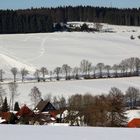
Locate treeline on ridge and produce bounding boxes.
[0,6,140,34]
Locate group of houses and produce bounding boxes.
[0,100,140,128]
[0,100,66,125]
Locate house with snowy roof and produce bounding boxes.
[34,100,56,114]
[33,100,57,124]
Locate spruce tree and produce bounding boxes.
[107,87,127,127]
[14,102,20,111]
[1,97,9,112]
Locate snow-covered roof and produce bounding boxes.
[0,117,6,123]
[126,109,140,122]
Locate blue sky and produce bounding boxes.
[0,0,140,9]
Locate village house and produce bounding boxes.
[16,104,34,124]
[34,99,56,113]
[128,118,140,128]
[33,100,57,125]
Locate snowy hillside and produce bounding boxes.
[0,23,140,105]
[0,23,140,75]
[0,125,140,140]
[0,53,35,75]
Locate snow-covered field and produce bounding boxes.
[2,76,140,107]
[0,125,140,140]
[0,23,140,106]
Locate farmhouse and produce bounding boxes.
[34,100,56,113]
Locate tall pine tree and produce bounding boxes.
[1,97,9,112]
[14,102,20,111]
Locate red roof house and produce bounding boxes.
[128,118,140,128]
[16,105,33,117]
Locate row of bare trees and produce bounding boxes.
[0,67,29,82]
[52,87,140,126]
[79,57,140,79]
[0,57,139,82]
[66,88,127,127]
[31,57,140,81]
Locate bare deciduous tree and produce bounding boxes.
[0,84,6,106]
[44,93,52,102]
[112,64,119,77]
[134,57,140,76]
[29,86,42,107]
[72,67,80,79]
[92,66,97,78]
[8,82,19,110]
[127,57,135,75]
[0,69,4,82]
[67,94,83,126]
[119,59,129,77]
[20,68,29,82]
[91,95,108,126]
[11,67,18,82]
[34,69,41,82]
[58,96,67,110]
[40,67,48,81]
[125,87,140,109]
[80,60,92,78]
[104,65,111,78]
[96,63,104,78]
[62,64,71,80]
[54,67,61,81]
[49,71,53,81]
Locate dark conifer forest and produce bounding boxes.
[0,6,140,34]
